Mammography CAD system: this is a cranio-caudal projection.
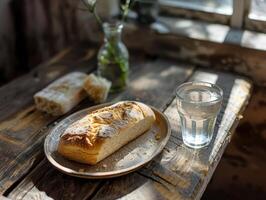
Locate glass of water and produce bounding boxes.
[176,81,223,149]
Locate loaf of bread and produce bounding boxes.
[34,72,87,116]
[83,74,111,103]
[58,101,156,165]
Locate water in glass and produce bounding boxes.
[176,82,223,149]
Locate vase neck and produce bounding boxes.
[103,22,123,44]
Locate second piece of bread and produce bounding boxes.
[83,74,111,103]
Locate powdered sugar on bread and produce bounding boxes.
[58,101,156,165]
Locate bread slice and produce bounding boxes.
[34,72,87,116]
[58,101,156,165]
[83,74,111,103]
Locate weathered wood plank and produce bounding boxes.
[159,2,230,25]
[138,70,252,200]
[122,18,266,86]
[0,43,114,193]
[0,45,97,194]
[6,160,100,200]
[110,59,194,109]
[6,57,194,199]
[0,46,97,120]
[6,68,251,200]
[89,70,252,200]
[0,196,11,200]
[92,172,182,200]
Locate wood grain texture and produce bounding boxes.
[90,70,252,200]
[159,2,230,25]
[0,43,251,200]
[0,46,96,121]
[138,70,252,200]
[0,196,11,200]
[5,62,251,200]
[6,160,101,200]
[92,173,180,200]
[0,45,97,194]
[6,54,194,199]
[122,18,266,86]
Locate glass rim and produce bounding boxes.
[176,81,223,104]
[103,22,123,30]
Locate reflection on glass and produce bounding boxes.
[176,82,223,149]
[250,0,266,20]
[160,0,233,15]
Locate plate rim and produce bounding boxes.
[44,102,171,179]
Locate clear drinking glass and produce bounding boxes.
[176,82,223,149]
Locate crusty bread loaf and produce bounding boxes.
[83,74,111,103]
[34,72,87,116]
[58,101,156,165]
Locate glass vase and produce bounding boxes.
[97,22,129,92]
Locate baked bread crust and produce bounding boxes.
[58,101,156,165]
[83,74,111,103]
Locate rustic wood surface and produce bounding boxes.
[0,45,252,199]
[0,45,98,194]
[122,17,266,86]
[0,196,11,200]
[6,50,194,200]
[142,71,251,200]
[159,2,230,25]
[91,70,252,200]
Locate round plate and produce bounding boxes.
[44,102,171,179]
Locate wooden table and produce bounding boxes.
[0,45,252,200]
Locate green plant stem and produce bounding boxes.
[103,40,128,86]
[81,0,102,26]
[93,9,103,26]
[81,0,93,12]
[122,0,131,22]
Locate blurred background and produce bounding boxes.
[2,0,266,85]
[0,0,266,199]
